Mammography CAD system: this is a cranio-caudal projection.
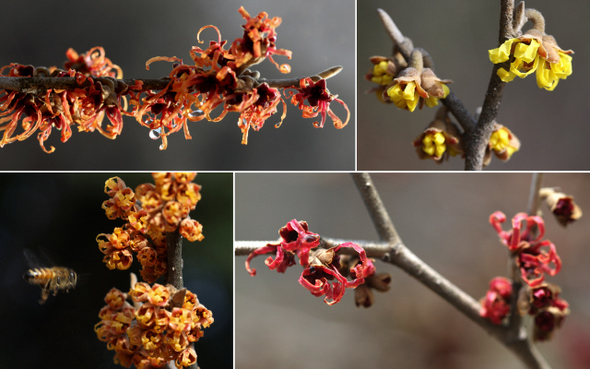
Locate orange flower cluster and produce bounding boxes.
[0,47,126,152]
[98,173,204,283]
[131,6,348,148]
[95,284,213,368]
[0,7,348,152]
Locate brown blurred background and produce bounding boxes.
[0,0,354,170]
[358,1,590,170]
[235,173,590,369]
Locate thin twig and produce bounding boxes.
[234,239,391,258]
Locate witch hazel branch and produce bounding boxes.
[0,6,349,153]
[235,173,582,369]
[366,1,573,170]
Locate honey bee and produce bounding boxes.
[23,267,78,304]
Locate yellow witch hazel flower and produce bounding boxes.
[483,123,520,166]
[384,67,451,112]
[489,28,573,91]
[413,107,463,163]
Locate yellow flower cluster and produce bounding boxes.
[489,29,573,91]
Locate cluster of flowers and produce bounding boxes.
[366,51,519,166]
[480,205,576,341]
[0,7,348,152]
[488,10,573,91]
[97,173,204,283]
[245,219,390,307]
[366,50,451,113]
[95,283,213,368]
[410,106,520,165]
[0,47,126,152]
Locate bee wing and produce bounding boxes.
[23,248,43,268]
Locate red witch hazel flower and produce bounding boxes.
[480,209,570,340]
[245,219,389,307]
[489,211,561,287]
[479,277,512,324]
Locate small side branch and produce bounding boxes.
[376,9,477,146]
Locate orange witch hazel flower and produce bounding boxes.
[97,173,204,284]
[287,77,350,130]
[133,6,347,147]
[0,49,125,152]
[95,283,213,368]
[0,7,347,152]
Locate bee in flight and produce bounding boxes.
[24,267,77,304]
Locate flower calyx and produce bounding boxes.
[539,187,582,227]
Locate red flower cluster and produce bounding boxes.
[527,283,570,341]
[0,47,125,152]
[98,173,204,283]
[479,277,512,324]
[95,284,213,368]
[481,211,570,340]
[246,220,388,306]
[489,211,561,287]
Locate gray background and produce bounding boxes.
[358,0,590,170]
[236,173,590,369]
[0,0,354,170]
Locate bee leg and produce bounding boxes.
[53,275,61,296]
[39,281,50,304]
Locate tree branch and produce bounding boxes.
[466,0,516,170]
[166,228,184,289]
[376,9,478,158]
[0,65,343,94]
[350,172,401,244]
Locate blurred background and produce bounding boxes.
[358,0,590,170]
[235,173,590,369]
[0,0,354,170]
[0,173,233,368]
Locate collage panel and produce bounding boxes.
[235,172,590,369]
[0,0,354,171]
[358,0,590,170]
[0,173,233,368]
